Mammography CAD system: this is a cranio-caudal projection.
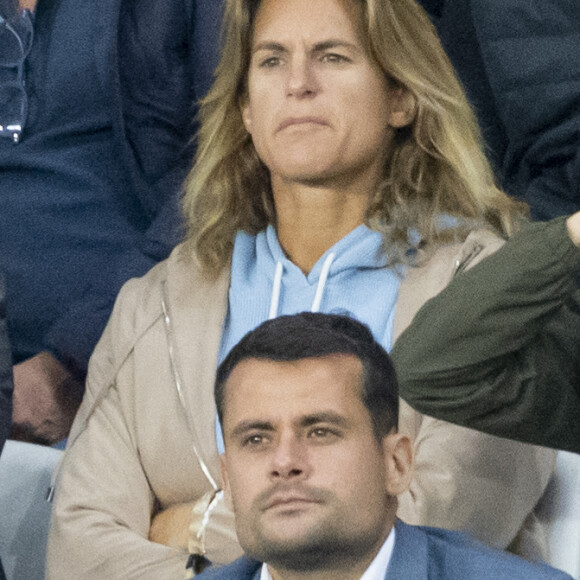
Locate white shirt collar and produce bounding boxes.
[260,527,396,580]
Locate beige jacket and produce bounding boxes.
[47,232,555,579]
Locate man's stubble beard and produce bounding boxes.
[241,505,388,573]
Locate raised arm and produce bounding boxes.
[392,214,580,452]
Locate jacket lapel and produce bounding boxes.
[386,521,429,579]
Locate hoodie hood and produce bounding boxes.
[219,224,401,367]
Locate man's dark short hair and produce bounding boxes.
[215,313,399,440]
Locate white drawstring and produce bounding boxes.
[268,252,336,318]
[268,261,284,319]
[311,252,335,312]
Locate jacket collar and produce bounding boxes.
[213,522,427,579]
[386,520,428,579]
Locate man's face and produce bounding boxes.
[221,354,408,573]
[241,0,404,193]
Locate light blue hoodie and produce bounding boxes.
[216,223,402,451]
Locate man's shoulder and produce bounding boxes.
[197,557,261,580]
[393,521,572,579]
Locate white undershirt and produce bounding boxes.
[260,527,396,580]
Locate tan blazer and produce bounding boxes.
[47,232,554,579]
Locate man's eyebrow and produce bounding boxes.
[299,412,350,429]
[229,420,274,439]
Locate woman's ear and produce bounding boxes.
[240,97,253,134]
[388,87,416,129]
[382,432,414,496]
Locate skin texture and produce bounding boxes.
[241,0,413,274]
[220,354,412,580]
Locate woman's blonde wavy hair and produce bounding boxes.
[183,0,527,275]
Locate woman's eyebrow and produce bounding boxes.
[252,41,286,54]
[311,39,360,54]
[252,39,360,55]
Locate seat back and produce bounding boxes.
[0,440,63,580]
[537,450,580,579]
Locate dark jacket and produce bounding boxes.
[0,276,12,455]
[0,0,222,370]
[393,217,580,452]
[0,276,11,580]
[195,521,572,580]
[422,0,580,220]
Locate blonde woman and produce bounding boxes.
[48,0,556,578]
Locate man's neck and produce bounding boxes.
[268,563,370,580]
[263,527,395,580]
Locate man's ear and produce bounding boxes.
[388,86,416,129]
[220,454,234,508]
[382,432,413,496]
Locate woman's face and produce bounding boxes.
[241,0,403,193]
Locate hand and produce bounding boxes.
[11,352,83,445]
[566,211,580,247]
[149,502,194,548]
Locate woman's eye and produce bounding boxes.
[259,56,281,68]
[322,53,349,64]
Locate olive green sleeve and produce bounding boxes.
[392,216,580,452]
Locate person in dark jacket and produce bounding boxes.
[404,1,580,448]
[419,0,580,220]
[0,276,11,462]
[0,0,222,444]
[0,276,12,580]
[393,212,580,453]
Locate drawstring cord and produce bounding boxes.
[268,252,336,318]
[268,261,284,319]
[311,253,335,312]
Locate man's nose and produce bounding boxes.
[270,434,307,479]
[286,55,319,98]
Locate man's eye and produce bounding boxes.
[309,427,337,440]
[243,434,265,446]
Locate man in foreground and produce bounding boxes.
[202,313,571,580]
